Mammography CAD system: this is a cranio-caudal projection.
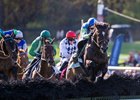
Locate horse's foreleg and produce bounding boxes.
[66,68,74,80]
[98,66,108,81]
[101,66,108,79]
[11,66,18,80]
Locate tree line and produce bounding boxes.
[0,0,140,34]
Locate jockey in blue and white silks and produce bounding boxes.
[14,30,28,55]
[59,30,78,71]
[80,17,98,40]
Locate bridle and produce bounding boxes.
[41,42,55,66]
[4,37,17,53]
[90,26,109,54]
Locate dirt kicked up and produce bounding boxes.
[0,73,140,100]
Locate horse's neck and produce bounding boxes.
[85,43,107,63]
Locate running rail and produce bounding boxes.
[104,7,140,23]
[108,66,140,71]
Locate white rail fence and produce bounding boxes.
[108,66,140,71]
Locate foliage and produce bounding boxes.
[0,0,43,29]
[0,0,140,35]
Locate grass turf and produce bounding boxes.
[28,41,140,64]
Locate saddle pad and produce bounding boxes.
[67,62,80,70]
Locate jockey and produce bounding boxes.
[29,30,56,58]
[2,29,15,38]
[59,30,78,71]
[23,30,56,78]
[0,29,20,39]
[14,30,28,53]
[73,17,98,62]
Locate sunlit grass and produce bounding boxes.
[28,41,140,63]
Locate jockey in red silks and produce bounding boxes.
[59,30,78,72]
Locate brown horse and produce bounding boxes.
[17,49,29,79]
[66,22,110,82]
[0,36,20,81]
[17,49,29,69]
[22,39,56,80]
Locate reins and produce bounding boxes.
[0,50,10,59]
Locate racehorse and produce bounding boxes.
[17,49,29,69]
[17,49,29,79]
[22,39,56,80]
[0,36,20,81]
[66,22,110,82]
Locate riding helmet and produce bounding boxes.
[66,31,76,39]
[40,30,51,38]
[87,17,97,27]
[15,30,23,38]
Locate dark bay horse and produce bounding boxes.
[0,36,20,81]
[22,39,56,80]
[66,22,110,82]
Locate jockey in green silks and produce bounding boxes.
[29,30,56,58]
[22,30,57,78]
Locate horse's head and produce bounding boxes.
[2,36,18,61]
[41,39,55,66]
[90,22,110,54]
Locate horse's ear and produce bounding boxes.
[104,23,110,30]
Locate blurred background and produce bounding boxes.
[0,0,140,63]
[0,0,140,43]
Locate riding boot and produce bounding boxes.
[59,61,68,71]
[24,54,41,78]
[72,39,88,63]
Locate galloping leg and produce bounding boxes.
[101,66,108,79]
[89,67,96,82]
[97,66,108,81]
[66,68,74,80]
[10,66,18,80]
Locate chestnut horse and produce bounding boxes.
[17,49,29,69]
[22,39,56,80]
[66,22,110,82]
[0,36,20,81]
[17,49,29,79]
